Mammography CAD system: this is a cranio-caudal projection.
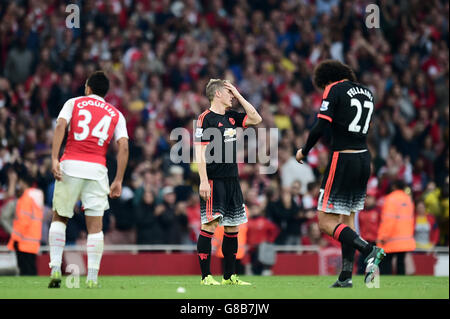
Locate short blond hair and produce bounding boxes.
[205,79,226,102]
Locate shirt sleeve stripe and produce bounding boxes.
[317,114,333,122]
[322,79,346,99]
[197,110,210,127]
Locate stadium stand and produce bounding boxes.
[0,0,448,274]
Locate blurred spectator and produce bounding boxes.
[4,36,34,86]
[135,189,160,245]
[173,201,192,244]
[423,177,449,245]
[109,186,136,232]
[300,219,337,248]
[186,192,201,243]
[302,181,320,210]
[414,200,440,250]
[290,180,302,207]
[0,166,18,240]
[47,73,75,119]
[157,186,190,244]
[356,189,381,274]
[169,165,193,202]
[246,203,279,275]
[267,187,303,245]
[279,146,315,195]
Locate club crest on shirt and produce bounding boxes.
[228,117,236,125]
[320,101,329,111]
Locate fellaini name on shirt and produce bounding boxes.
[346,86,373,101]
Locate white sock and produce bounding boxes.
[86,232,104,282]
[48,221,66,273]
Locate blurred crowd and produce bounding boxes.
[0,0,448,262]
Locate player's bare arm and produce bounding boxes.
[224,81,262,126]
[196,143,210,201]
[51,118,67,181]
[109,137,129,199]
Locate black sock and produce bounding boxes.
[222,232,238,280]
[333,223,372,256]
[339,243,355,281]
[197,230,213,279]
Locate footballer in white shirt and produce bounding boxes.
[48,71,129,288]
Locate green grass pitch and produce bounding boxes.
[0,275,448,299]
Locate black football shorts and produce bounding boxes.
[200,177,247,226]
[318,150,371,215]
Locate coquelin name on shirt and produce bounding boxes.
[76,99,117,117]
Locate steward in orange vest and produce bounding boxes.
[377,180,415,274]
[378,190,416,252]
[7,172,44,275]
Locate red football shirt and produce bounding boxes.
[57,94,128,180]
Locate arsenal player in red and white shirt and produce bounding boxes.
[48,71,129,288]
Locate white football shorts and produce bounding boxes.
[52,173,110,218]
